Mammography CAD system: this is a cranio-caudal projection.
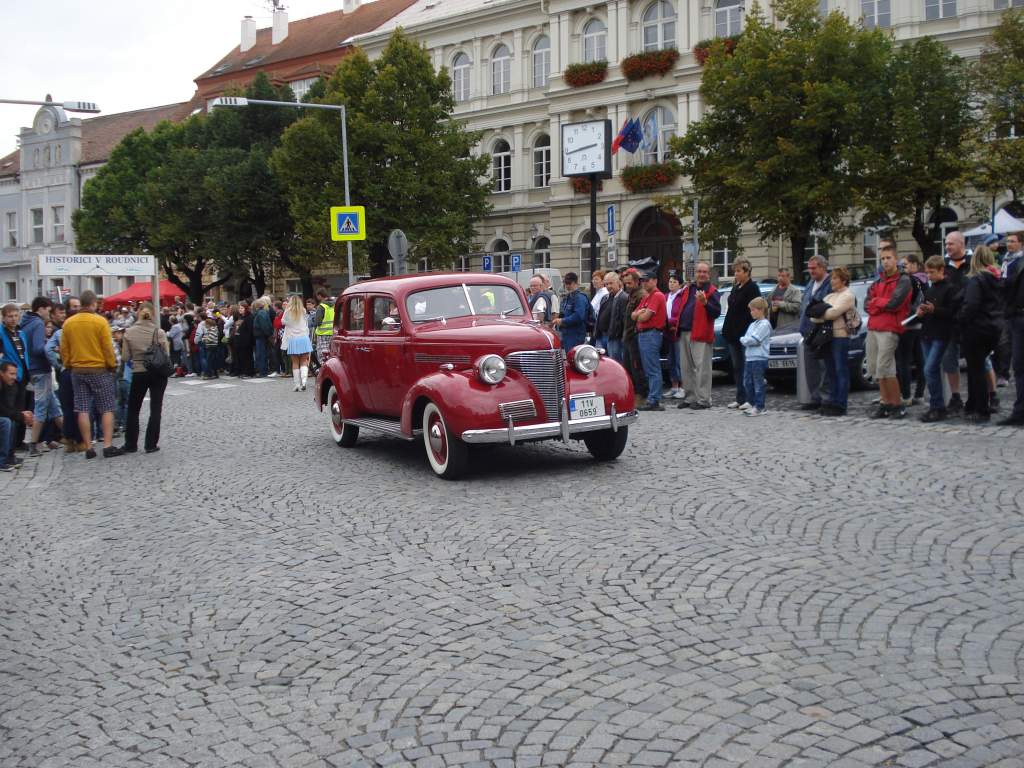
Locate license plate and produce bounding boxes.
[569,395,605,419]
[768,359,797,369]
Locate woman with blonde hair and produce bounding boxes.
[280,295,314,391]
[121,301,170,453]
[958,245,1004,423]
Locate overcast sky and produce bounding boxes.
[0,0,353,157]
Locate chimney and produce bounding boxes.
[272,7,289,45]
[241,16,257,52]
[343,0,362,13]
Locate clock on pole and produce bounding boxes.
[561,119,612,278]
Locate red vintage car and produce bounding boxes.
[314,273,638,478]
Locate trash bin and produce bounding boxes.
[796,336,815,405]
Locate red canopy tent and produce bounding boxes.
[101,280,186,311]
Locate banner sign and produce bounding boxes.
[37,254,156,277]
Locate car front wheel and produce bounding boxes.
[327,383,359,447]
[583,426,629,461]
[423,401,468,479]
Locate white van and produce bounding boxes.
[498,267,563,296]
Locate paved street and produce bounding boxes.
[2,374,1023,768]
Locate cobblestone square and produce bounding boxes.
[2,376,1022,768]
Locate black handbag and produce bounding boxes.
[805,321,832,358]
[142,327,174,378]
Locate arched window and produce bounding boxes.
[492,140,512,193]
[492,239,512,272]
[533,135,551,188]
[861,0,891,28]
[452,53,471,102]
[583,19,607,63]
[641,107,676,164]
[533,236,551,269]
[643,1,676,51]
[715,0,743,37]
[491,44,511,95]
[532,36,551,89]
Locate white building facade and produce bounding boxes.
[354,0,1021,282]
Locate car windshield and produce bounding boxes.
[406,284,527,322]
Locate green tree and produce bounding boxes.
[973,9,1024,204]
[858,37,976,257]
[670,0,891,276]
[271,29,492,277]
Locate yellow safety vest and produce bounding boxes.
[315,302,335,336]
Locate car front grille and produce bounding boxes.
[505,349,566,421]
[498,399,537,422]
[770,343,798,356]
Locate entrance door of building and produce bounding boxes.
[628,207,682,289]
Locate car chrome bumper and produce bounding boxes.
[460,404,639,446]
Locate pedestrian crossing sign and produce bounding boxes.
[330,206,366,241]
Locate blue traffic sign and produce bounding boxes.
[607,205,616,235]
[511,253,521,273]
[482,255,493,273]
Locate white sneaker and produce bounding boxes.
[738,402,752,411]
[185,372,197,378]
[727,401,741,409]
[746,407,763,416]
[671,388,686,399]
[268,372,279,378]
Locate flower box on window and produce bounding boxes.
[621,161,681,194]
[693,36,739,65]
[621,49,680,81]
[564,61,608,88]
[571,176,604,195]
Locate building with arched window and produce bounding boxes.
[345,0,1017,286]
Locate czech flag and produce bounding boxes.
[612,117,643,154]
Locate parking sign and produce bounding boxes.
[511,253,521,273]
[482,255,493,273]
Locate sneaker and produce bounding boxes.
[738,402,752,412]
[997,376,1009,388]
[639,402,665,411]
[726,401,741,409]
[920,409,948,423]
[989,394,1001,412]
[745,407,763,416]
[268,372,279,378]
[689,402,711,410]
[901,397,913,407]
[869,405,890,419]
[889,407,907,420]
[0,463,14,472]
[185,373,197,378]
[103,446,125,458]
[300,385,306,391]
[871,396,881,405]
[671,388,687,400]
[677,400,691,409]
[27,444,43,458]
[947,394,963,414]
[45,441,61,450]
[910,397,923,406]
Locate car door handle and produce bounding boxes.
[356,346,371,352]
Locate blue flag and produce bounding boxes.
[619,118,643,154]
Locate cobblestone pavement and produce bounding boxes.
[2,373,1023,768]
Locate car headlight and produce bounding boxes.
[571,345,600,375]
[476,354,507,385]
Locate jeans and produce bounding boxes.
[125,370,168,451]
[606,338,623,364]
[0,416,12,465]
[921,337,950,412]
[727,340,747,404]
[624,336,646,396]
[823,337,851,411]
[1011,316,1024,419]
[116,377,131,429]
[743,359,768,409]
[196,345,207,376]
[255,337,269,376]
[666,334,681,385]
[204,345,221,377]
[638,329,664,405]
[31,373,62,423]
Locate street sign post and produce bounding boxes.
[607,205,615,236]
[482,255,493,273]
[387,229,408,275]
[607,234,617,266]
[511,253,521,273]
[330,206,366,242]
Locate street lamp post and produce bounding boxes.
[0,97,101,301]
[210,96,354,288]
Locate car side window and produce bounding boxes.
[371,297,400,332]
[346,297,365,332]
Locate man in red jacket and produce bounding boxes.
[866,239,913,419]
[676,262,722,410]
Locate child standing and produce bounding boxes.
[203,315,222,379]
[740,297,772,416]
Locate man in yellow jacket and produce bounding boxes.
[60,291,123,460]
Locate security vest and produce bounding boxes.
[315,302,335,336]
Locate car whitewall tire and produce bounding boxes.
[422,401,468,479]
[327,383,359,447]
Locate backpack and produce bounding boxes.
[142,327,174,378]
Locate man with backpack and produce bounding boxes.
[553,272,590,350]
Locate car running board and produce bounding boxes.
[344,416,420,441]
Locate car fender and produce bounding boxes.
[566,358,635,416]
[316,356,361,416]
[402,369,539,438]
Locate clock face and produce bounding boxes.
[561,119,612,178]
[35,111,54,135]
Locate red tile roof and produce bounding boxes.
[0,100,198,179]
[195,0,418,83]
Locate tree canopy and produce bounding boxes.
[271,29,492,276]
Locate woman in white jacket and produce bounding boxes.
[280,295,314,391]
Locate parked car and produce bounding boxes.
[315,273,638,479]
[712,281,795,377]
[764,278,873,390]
